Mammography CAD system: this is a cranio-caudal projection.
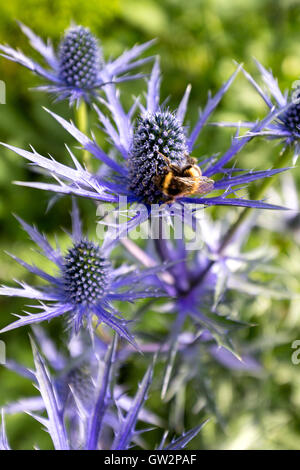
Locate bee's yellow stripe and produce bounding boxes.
[186,167,201,178]
[163,172,173,192]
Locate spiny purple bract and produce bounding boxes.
[63,240,111,306]
[128,111,188,203]
[58,26,101,89]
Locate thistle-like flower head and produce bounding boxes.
[58,26,102,90]
[1,60,289,235]
[0,22,154,105]
[280,86,300,134]
[63,239,111,306]
[128,111,188,203]
[0,204,165,346]
[217,60,300,163]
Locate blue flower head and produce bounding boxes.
[63,239,111,306]
[280,86,300,135]
[0,204,165,346]
[217,60,300,163]
[58,26,102,90]
[122,211,281,399]
[128,111,189,203]
[0,22,154,105]
[1,60,290,235]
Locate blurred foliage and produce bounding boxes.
[1,0,300,450]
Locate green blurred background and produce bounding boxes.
[1,0,300,450]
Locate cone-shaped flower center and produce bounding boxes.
[63,240,111,306]
[282,89,300,133]
[58,26,101,89]
[128,111,188,203]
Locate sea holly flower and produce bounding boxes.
[1,60,290,235]
[214,59,300,163]
[97,58,291,207]
[120,201,290,398]
[128,111,193,204]
[0,204,165,345]
[0,22,154,105]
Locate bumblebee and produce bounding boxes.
[155,153,214,203]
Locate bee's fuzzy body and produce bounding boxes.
[157,153,214,203]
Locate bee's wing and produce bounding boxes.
[196,177,214,195]
[174,176,196,190]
